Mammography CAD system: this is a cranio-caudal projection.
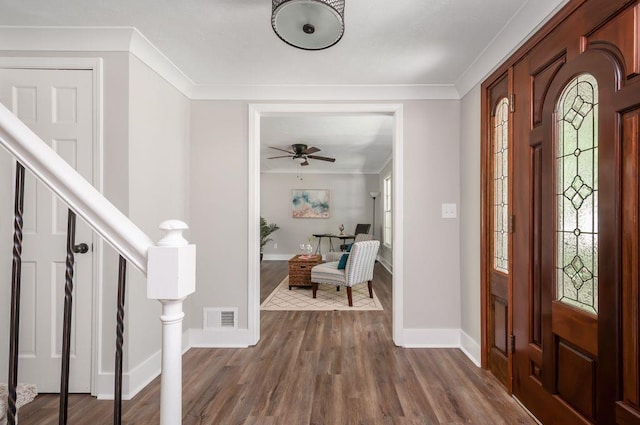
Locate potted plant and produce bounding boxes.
[260,216,279,262]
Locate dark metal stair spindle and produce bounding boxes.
[7,162,25,425]
[59,209,77,425]
[114,255,127,425]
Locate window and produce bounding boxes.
[493,97,509,273]
[383,175,392,247]
[555,73,598,314]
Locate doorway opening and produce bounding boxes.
[247,103,404,345]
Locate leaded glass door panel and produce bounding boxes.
[556,74,599,316]
[484,74,511,389]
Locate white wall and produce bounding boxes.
[127,55,190,373]
[189,101,249,329]
[459,85,482,354]
[260,172,378,258]
[402,100,461,330]
[189,100,462,337]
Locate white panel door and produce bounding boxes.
[0,68,94,392]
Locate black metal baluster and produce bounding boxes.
[8,162,25,425]
[59,209,76,425]
[114,255,126,425]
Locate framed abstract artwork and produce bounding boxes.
[292,189,330,218]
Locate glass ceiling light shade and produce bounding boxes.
[271,0,345,50]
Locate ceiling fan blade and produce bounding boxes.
[269,146,295,154]
[267,155,293,159]
[301,160,310,166]
[307,155,336,162]
[303,146,321,155]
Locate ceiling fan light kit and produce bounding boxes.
[268,144,336,166]
[271,0,345,50]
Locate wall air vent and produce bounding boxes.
[203,307,238,329]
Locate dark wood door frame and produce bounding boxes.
[481,0,640,423]
[481,72,513,391]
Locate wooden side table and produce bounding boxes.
[288,254,323,289]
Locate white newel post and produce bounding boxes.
[147,220,196,425]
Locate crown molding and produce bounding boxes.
[128,28,195,97]
[191,83,460,100]
[454,0,569,97]
[376,154,393,174]
[0,26,195,98]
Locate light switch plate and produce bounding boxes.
[442,203,457,218]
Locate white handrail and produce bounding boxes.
[0,102,153,273]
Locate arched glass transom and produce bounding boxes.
[556,73,598,314]
[493,97,509,273]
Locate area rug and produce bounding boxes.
[261,276,383,311]
[0,383,38,425]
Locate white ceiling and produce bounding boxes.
[0,0,565,172]
[261,114,393,173]
[0,0,528,87]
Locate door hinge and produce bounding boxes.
[509,334,516,354]
[508,215,515,233]
[509,93,515,113]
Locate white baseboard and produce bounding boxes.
[95,373,116,400]
[96,327,251,399]
[377,255,392,273]
[188,327,252,348]
[402,328,461,347]
[95,349,162,400]
[403,328,481,367]
[459,330,481,366]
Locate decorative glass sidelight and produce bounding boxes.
[493,97,509,273]
[556,74,598,314]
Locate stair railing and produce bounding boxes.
[0,102,195,425]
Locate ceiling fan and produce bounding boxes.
[267,143,336,166]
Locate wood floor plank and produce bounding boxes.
[18,261,537,424]
[242,416,279,425]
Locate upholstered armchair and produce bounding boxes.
[324,233,373,262]
[311,240,380,307]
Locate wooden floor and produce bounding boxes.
[18,261,536,424]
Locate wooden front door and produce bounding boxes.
[512,49,620,425]
[482,2,640,424]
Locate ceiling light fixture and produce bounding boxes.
[271,0,345,50]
